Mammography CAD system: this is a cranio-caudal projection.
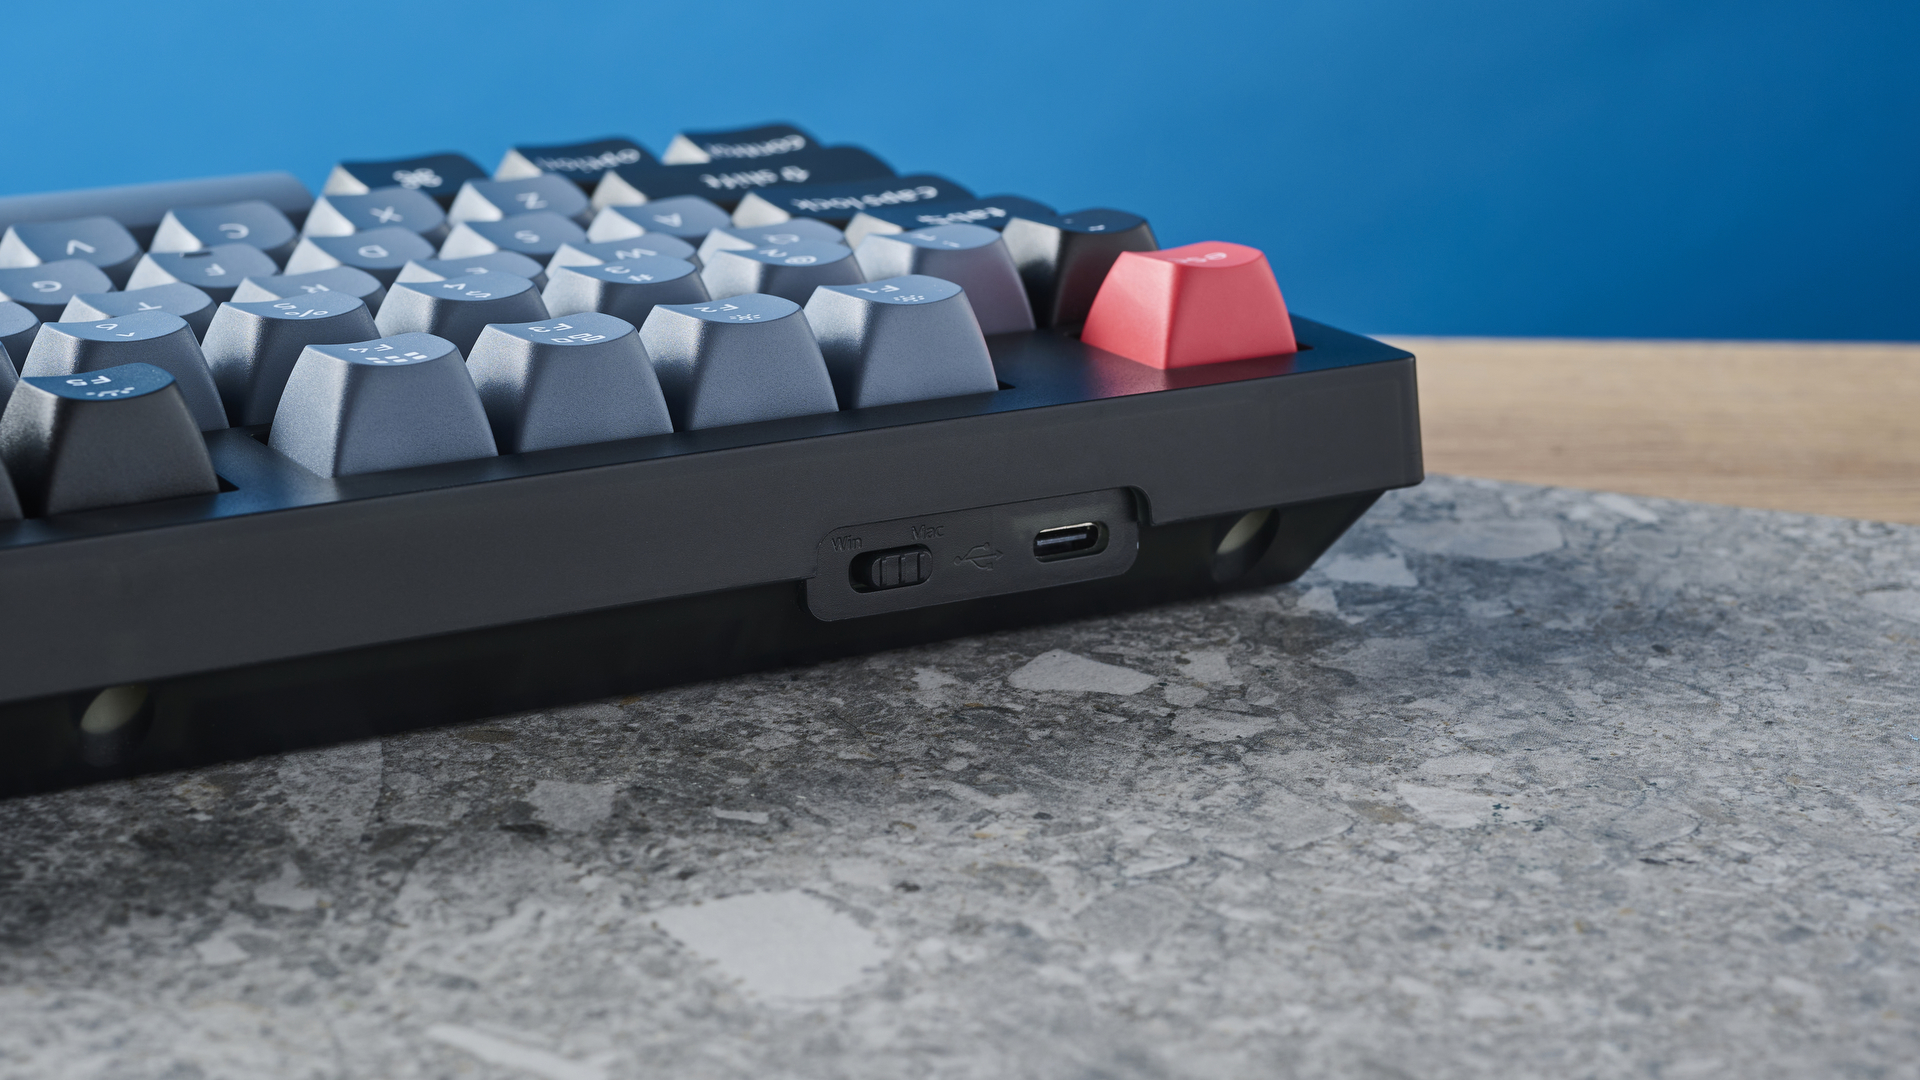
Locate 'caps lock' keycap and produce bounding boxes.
[150,201,298,266]
[269,333,497,477]
[662,122,815,165]
[494,137,656,187]
[804,275,999,410]
[466,311,674,453]
[1080,241,1297,368]
[230,267,387,315]
[325,152,488,209]
[301,187,448,246]
[639,293,838,431]
[0,260,114,322]
[548,235,699,273]
[21,310,227,430]
[852,223,1033,334]
[697,219,845,264]
[398,252,548,291]
[63,283,217,341]
[447,176,590,227]
[1001,209,1157,329]
[375,273,550,355]
[128,244,280,304]
[584,196,732,244]
[0,363,219,516]
[542,257,708,324]
[700,241,863,305]
[0,216,143,288]
[284,227,437,287]
[202,292,381,425]
[439,211,586,262]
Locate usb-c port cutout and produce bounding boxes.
[1033,522,1106,561]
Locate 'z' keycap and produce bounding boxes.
[447,176,590,227]
[284,227,437,287]
[19,311,227,430]
[150,201,298,266]
[731,174,972,230]
[662,122,816,165]
[0,363,219,516]
[1001,209,1158,329]
[230,267,387,314]
[202,292,381,425]
[804,275,1000,410]
[128,245,280,304]
[301,188,449,246]
[269,333,497,477]
[494,137,656,187]
[466,311,674,452]
[542,256,708,324]
[700,241,863,304]
[0,216,143,288]
[841,194,1056,250]
[852,223,1033,334]
[438,211,586,262]
[639,293,839,430]
[325,152,489,209]
[375,274,550,354]
[0,260,114,322]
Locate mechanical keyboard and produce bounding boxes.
[0,122,1422,795]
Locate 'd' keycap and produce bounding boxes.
[0,363,219,516]
[0,216,143,287]
[804,275,999,410]
[375,273,549,354]
[1001,209,1157,329]
[732,174,971,230]
[150,201,298,266]
[583,196,732,244]
[202,292,380,425]
[284,227,437,286]
[494,137,656,187]
[0,301,39,375]
[325,152,488,208]
[128,245,279,304]
[852,224,1032,334]
[398,252,548,291]
[231,267,387,314]
[1081,241,1297,368]
[269,333,496,477]
[700,241,862,304]
[590,146,895,213]
[548,235,699,273]
[301,187,448,246]
[0,260,114,321]
[697,219,844,264]
[439,211,586,262]
[63,283,217,341]
[20,311,226,430]
[467,311,673,452]
[543,257,708,323]
[447,176,590,227]
[639,293,837,430]
[662,122,815,165]
[842,194,1057,250]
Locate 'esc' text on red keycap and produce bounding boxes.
[1079,241,1296,369]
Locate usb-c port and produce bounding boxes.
[1033,522,1105,560]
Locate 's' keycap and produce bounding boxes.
[269,333,497,477]
[398,252,549,291]
[852,223,1033,334]
[324,152,488,208]
[0,301,39,367]
[662,123,816,165]
[20,311,226,430]
[467,311,674,452]
[640,293,838,430]
[231,267,387,314]
[1001,209,1158,328]
[697,219,845,264]
[375,273,549,354]
[0,260,114,321]
[700,241,863,304]
[439,211,586,262]
[582,196,731,243]
[447,176,590,226]
[590,146,895,212]
[548,235,699,273]
[804,275,999,410]
[63,283,217,341]
[0,216,143,287]
[731,174,972,229]
[128,245,279,304]
[284,227,437,286]
[542,257,708,323]
[0,362,219,516]
[150,201,298,266]
[301,188,448,246]
[494,137,656,187]
[203,292,381,425]
[842,194,1056,249]
[1081,241,1297,368]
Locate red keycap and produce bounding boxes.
[1079,241,1296,369]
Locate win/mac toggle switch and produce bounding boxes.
[851,545,931,590]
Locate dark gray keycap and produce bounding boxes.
[0,172,310,249]
[302,188,448,246]
[1001,209,1158,328]
[0,216,143,287]
[700,241,863,304]
[662,123,815,165]
[0,362,219,516]
[548,235,699,273]
[591,146,895,213]
[202,292,380,425]
[63,283,217,341]
[128,245,279,304]
[732,174,971,229]
[0,439,16,518]
[582,196,731,243]
[0,343,14,403]
[542,257,708,323]
[0,301,38,368]
[21,310,226,430]
[397,252,548,291]
[447,176,590,226]
[842,194,1056,249]
[697,218,844,264]
[324,153,487,209]
[0,260,114,321]
[468,311,673,452]
[269,333,496,477]
[494,137,656,187]
[639,293,837,430]
[852,223,1033,334]
[151,201,298,266]
[375,273,549,355]
[439,212,586,261]
[231,267,387,314]
[804,275,999,410]
[284,227,437,286]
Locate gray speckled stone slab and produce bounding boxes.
[4,476,1918,1080]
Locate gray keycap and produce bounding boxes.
[0,216,143,287]
[128,245,279,304]
[284,227,437,286]
[804,275,999,410]
[639,293,837,430]
[63,283,217,341]
[375,273,549,355]
[301,187,448,246]
[467,311,673,452]
[0,362,219,516]
[150,201,298,266]
[852,223,1034,334]
[269,333,497,478]
[0,260,114,321]
[697,218,844,265]
[398,252,548,291]
[202,292,380,425]
[548,235,699,272]
[582,196,731,243]
[21,310,227,430]
[542,257,708,323]
[700,241,863,304]
[439,211,586,262]
[0,301,38,372]
[231,267,387,314]
[447,176,590,226]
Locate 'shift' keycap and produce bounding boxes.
[467,311,673,452]
[0,216,143,287]
[375,274,549,354]
[151,201,298,266]
[543,257,708,324]
[640,293,838,430]
[852,224,1033,334]
[129,245,280,304]
[269,333,497,477]
[0,260,114,321]
[325,152,488,208]
[203,293,381,425]
[662,123,816,165]
[284,228,437,286]
[0,363,219,516]
[805,275,999,410]
[63,283,217,341]
[494,137,655,187]
[700,242,862,304]
[21,311,227,430]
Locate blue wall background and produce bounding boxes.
[3,0,1913,340]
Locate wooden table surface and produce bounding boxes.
[1384,336,1920,525]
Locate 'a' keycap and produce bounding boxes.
[639,293,838,430]
[0,260,114,321]
[301,187,448,246]
[0,301,39,380]
[269,333,497,477]
[0,362,219,516]
[662,122,816,165]
[231,267,387,314]
[842,194,1056,250]
[128,245,280,304]
[697,219,845,264]
[1080,241,1297,368]
[202,292,381,425]
[150,201,298,266]
[700,242,863,304]
[283,227,437,286]
[542,257,708,323]
[447,176,590,226]
[494,137,656,187]
[63,283,217,341]
[852,223,1033,334]
[731,174,972,229]
[584,196,733,245]
[20,311,226,430]
[324,152,489,209]
[804,275,1000,410]
[0,216,143,287]
[467,311,674,452]
[548,235,699,273]
[590,146,895,213]
[375,273,549,354]
[398,252,548,291]
[439,211,587,262]
[1001,209,1158,328]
